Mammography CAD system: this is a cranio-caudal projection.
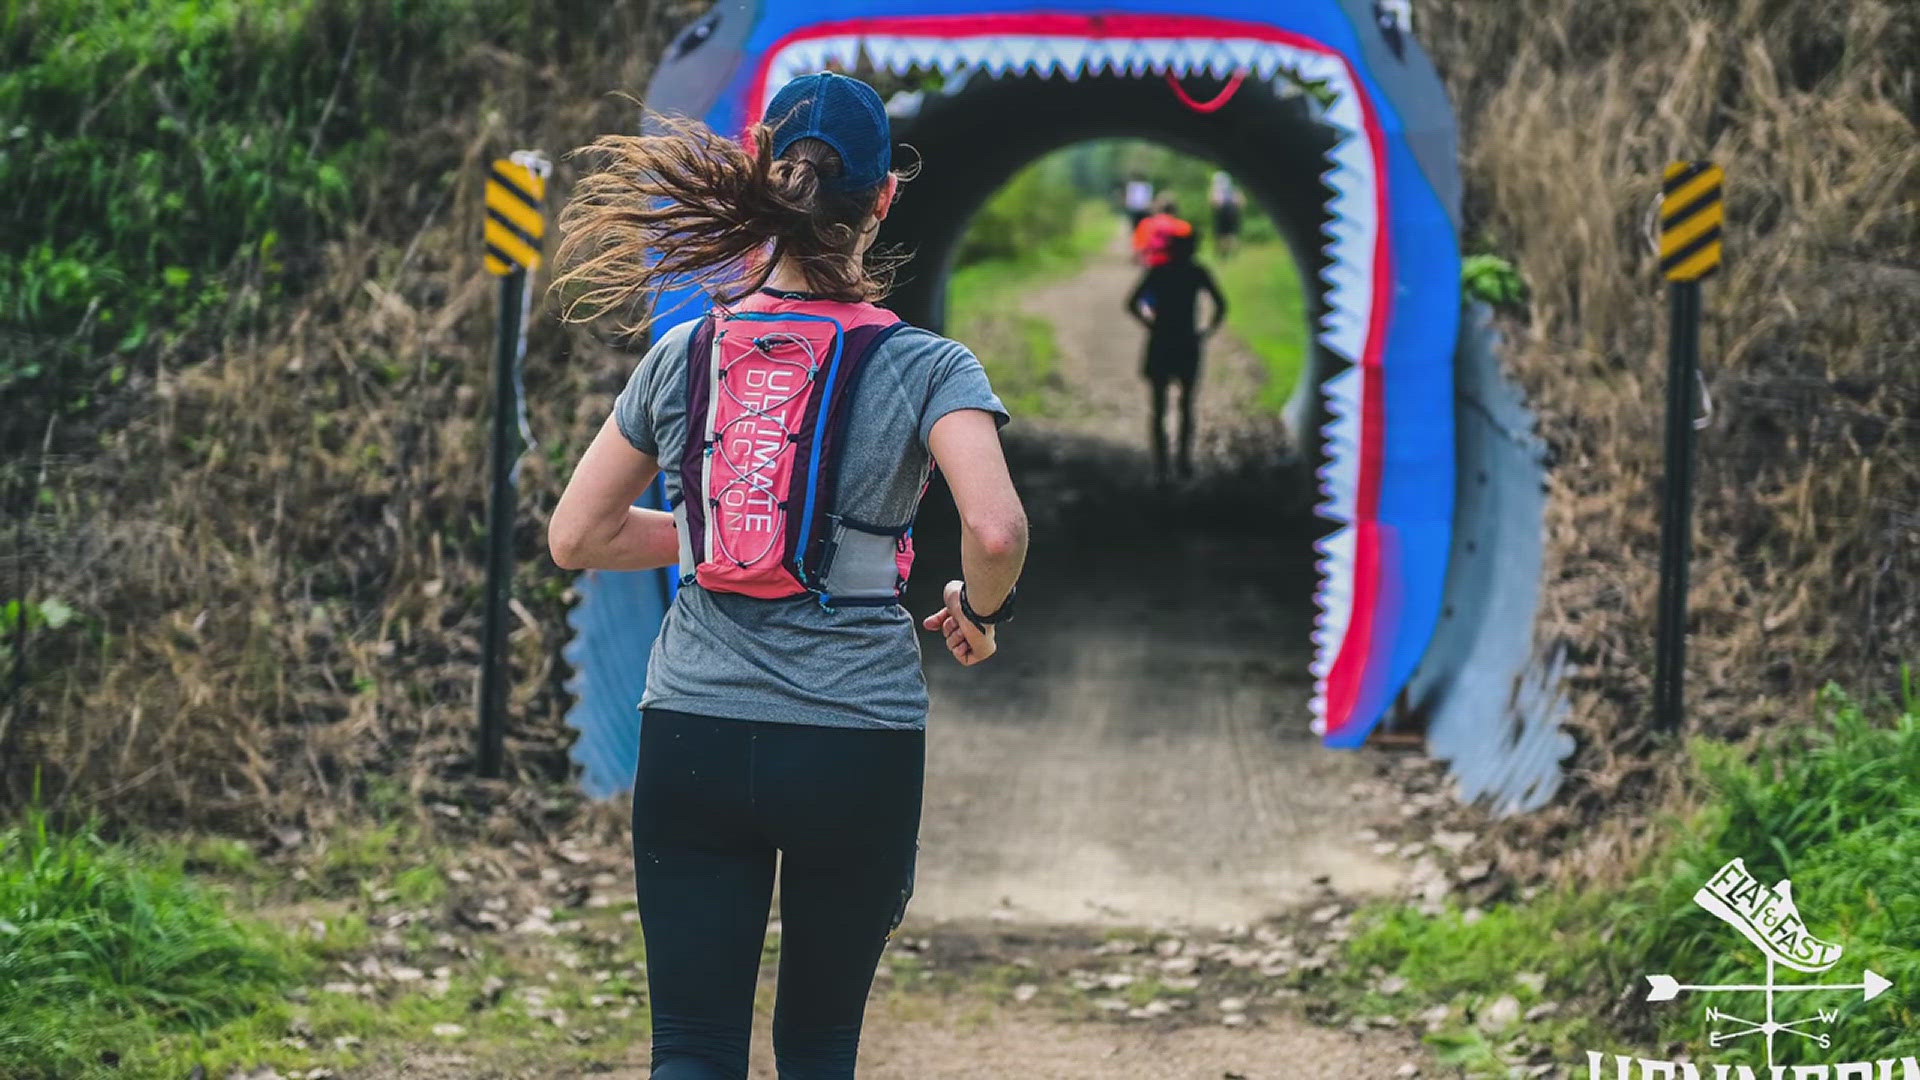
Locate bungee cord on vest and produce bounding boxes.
[708,330,820,568]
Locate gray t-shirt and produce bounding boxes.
[614,312,1008,731]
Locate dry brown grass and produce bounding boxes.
[1418,0,1919,873]
[1,1,700,828]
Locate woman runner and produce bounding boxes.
[1126,230,1227,483]
[547,72,1029,1079]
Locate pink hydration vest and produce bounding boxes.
[671,291,919,607]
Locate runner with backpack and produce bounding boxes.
[1126,230,1227,484]
[546,72,1029,1079]
[1132,195,1195,267]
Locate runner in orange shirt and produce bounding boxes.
[1131,196,1195,267]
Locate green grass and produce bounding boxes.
[1212,239,1309,412]
[1337,678,1920,1073]
[946,199,1113,417]
[0,809,303,1078]
[0,812,662,1078]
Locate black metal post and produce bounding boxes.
[1654,280,1702,733]
[478,269,527,778]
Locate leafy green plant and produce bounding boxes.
[1461,253,1527,307]
[956,155,1089,267]
[946,193,1110,416]
[0,0,540,447]
[0,597,77,669]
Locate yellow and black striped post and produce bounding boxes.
[1659,161,1724,283]
[484,156,548,277]
[478,151,550,780]
[1653,160,1723,734]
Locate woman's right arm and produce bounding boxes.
[921,408,1028,666]
[548,415,679,572]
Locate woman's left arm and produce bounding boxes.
[548,414,679,571]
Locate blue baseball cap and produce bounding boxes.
[765,72,892,192]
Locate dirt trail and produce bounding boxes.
[913,521,1402,926]
[912,233,1397,928]
[842,239,1427,1075]
[545,1008,1427,1080]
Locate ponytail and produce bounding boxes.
[552,113,903,328]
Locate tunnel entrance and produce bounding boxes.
[896,127,1328,662]
[870,61,1344,735]
[884,112,1372,922]
[568,3,1591,832]
[622,7,1465,753]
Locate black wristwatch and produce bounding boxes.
[959,583,1016,631]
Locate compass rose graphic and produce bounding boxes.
[1644,858,1895,1067]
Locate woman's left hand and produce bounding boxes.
[921,581,998,666]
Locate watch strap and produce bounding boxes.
[960,583,1015,630]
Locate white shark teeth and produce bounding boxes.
[1049,38,1090,80]
[1311,525,1358,679]
[811,35,859,71]
[1317,366,1363,523]
[1250,47,1286,79]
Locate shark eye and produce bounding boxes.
[670,12,719,60]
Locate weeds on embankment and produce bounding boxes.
[1416,0,1920,871]
[1,0,699,825]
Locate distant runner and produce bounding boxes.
[1132,196,1195,267]
[1210,170,1243,259]
[1126,230,1226,483]
[1122,172,1155,229]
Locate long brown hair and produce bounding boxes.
[551,113,905,327]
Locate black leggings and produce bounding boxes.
[632,708,925,1079]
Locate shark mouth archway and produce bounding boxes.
[564,0,1508,794]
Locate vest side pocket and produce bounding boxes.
[820,516,910,602]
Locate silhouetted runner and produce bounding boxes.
[1125,231,1226,483]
